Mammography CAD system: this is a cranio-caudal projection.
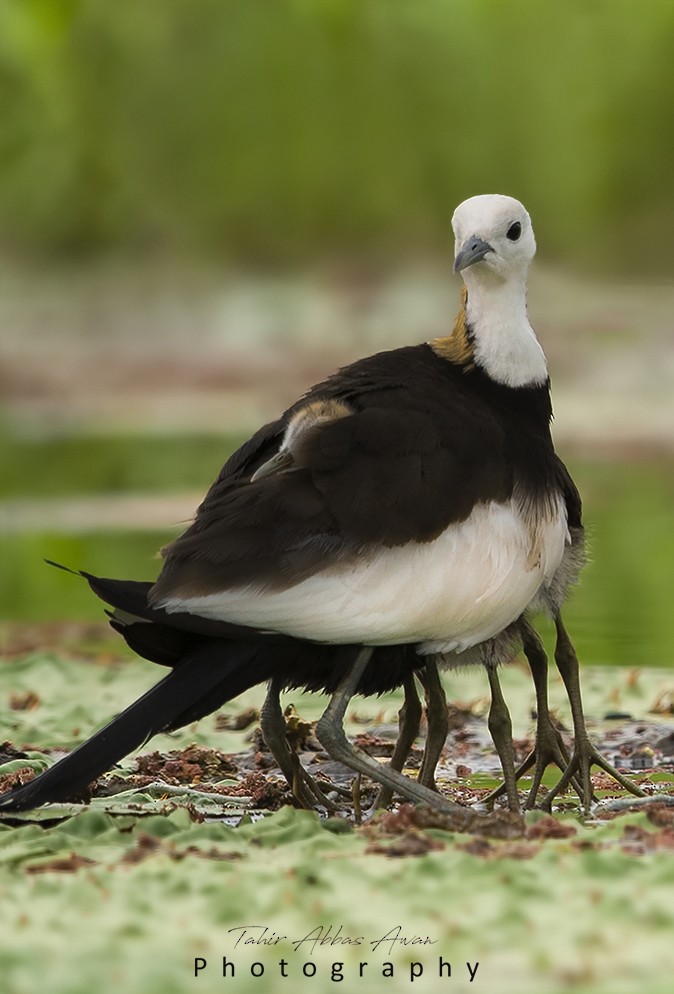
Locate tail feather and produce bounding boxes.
[46,563,299,645]
[0,641,262,813]
[108,617,196,667]
[80,568,292,643]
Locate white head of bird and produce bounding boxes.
[451,194,546,388]
[452,194,536,282]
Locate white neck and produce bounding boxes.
[463,271,548,388]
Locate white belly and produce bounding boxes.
[161,498,568,651]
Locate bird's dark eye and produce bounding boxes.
[506,222,521,241]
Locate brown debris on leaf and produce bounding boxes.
[459,836,493,858]
[121,832,163,865]
[365,804,542,860]
[214,707,259,732]
[620,822,674,855]
[133,745,237,784]
[352,731,396,758]
[458,837,541,861]
[374,804,429,835]
[118,833,245,867]
[253,747,276,770]
[592,769,648,792]
[244,771,288,808]
[375,802,525,841]
[217,771,287,809]
[175,846,243,863]
[8,690,41,711]
[0,741,35,787]
[0,741,31,761]
[0,766,36,794]
[366,831,445,858]
[364,804,445,858]
[26,853,98,875]
[645,804,674,828]
[526,815,577,841]
[92,772,155,797]
[412,804,526,840]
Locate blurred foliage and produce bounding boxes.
[2,531,167,621]
[0,0,673,269]
[0,427,242,497]
[573,459,674,668]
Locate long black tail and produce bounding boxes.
[0,639,266,813]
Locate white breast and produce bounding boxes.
[160,497,569,652]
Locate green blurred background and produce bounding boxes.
[2,0,674,266]
[1,0,673,665]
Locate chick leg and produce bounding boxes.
[375,657,448,808]
[541,615,644,812]
[483,621,582,808]
[417,659,449,790]
[374,674,422,809]
[485,665,520,812]
[260,677,342,810]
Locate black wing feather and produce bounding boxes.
[151,345,514,601]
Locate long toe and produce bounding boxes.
[541,735,645,813]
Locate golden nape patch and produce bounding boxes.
[430,287,475,369]
[290,398,352,432]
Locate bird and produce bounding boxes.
[0,194,640,816]
[373,195,642,812]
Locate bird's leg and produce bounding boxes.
[315,648,468,815]
[484,665,520,812]
[374,674,422,809]
[483,621,582,809]
[520,621,586,807]
[541,615,645,813]
[417,659,449,790]
[259,676,321,807]
[376,657,448,808]
[260,677,341,810]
